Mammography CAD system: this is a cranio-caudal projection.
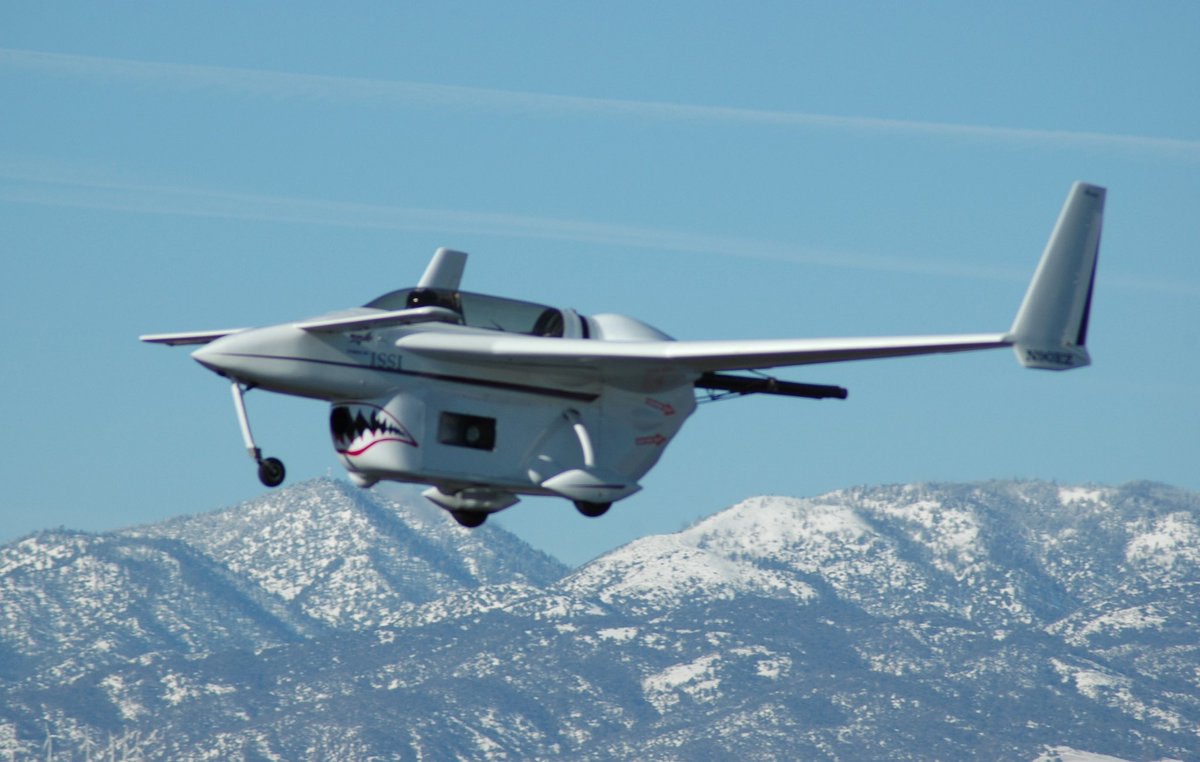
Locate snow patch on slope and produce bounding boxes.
[642,653,723,711]
[1126,513,1200,572]
[1058,486,1109,507]
[568,533,815,610]
[563,498,826,611]
[1033,747,1141,762]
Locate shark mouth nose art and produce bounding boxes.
[330,404,417,456]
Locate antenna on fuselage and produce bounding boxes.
[418,248,469,290]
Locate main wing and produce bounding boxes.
[396,330,1012,376]
[399,181,1103,380]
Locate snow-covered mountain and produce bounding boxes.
[134,479,565,630]
[1,478,1197,760]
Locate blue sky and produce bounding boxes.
[2,3,1197,566]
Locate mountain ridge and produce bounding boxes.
[1,477,1196,760]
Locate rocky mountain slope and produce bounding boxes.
[1,478,1196,760]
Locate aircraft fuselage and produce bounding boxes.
[191,308,697,512]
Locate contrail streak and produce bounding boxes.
[3,47,1197,159]
[1,164,1194,296]
[0,164,1022,280]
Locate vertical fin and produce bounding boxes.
[1010,182,1105,370]
[417,248,469,290]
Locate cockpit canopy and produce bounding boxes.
[365,288,565,337]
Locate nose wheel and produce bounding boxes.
[230,381,286,488]
[257,456,286,487]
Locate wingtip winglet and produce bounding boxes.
[417,248,469,290]
[1010,182,1105,371]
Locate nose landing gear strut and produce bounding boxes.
[230,381,286,487]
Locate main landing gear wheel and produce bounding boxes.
[257,457,286,488]
[451,510,488,528]
[574,501,612,518]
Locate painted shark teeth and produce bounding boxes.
[330,404,416,456]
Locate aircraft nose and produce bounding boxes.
[187,324,342,397]
[191,335,238,376]
[190,328,280,380]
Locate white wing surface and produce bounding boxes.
[295,306,460,333]
[397,331,1012,376]
[139,329,245,346]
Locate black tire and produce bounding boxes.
[574,501,611,518]
[451,510,487,528]
[257,457,286,488]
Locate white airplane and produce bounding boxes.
[142,182,1104,527]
